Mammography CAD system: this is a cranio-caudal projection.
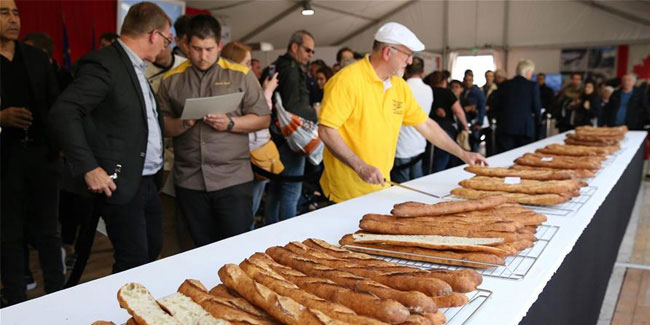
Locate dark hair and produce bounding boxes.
[287,30,314,51]
[571,72,583,79]
[23,32,53,57]
[537,72,546,78]
[336,47,354,62]
[442,70,451,80]
[353,52,364,60]
[251,58,260,64]
[405,56,424,76]
[428,71,446,87]
[372,41,387,52]
[173,15,192,40]
[485,70,493,76]
[464,69,473,77]
[188,14,221,42]
[311,59,326,68]
[316,66,334,81]
[584,79,596,87]
[449,79,463,88]
[120,2,170,37]
[99,32,119,43]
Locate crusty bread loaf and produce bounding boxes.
[458,175,586,195]
[302,239,482,293]
[510,164,596,178]
[565,137,620,147]
[158,292,229,325]
[431,293,469,308]
[363,213,524,233]
[117,283,180,325]
[218,264,346,325]
[535,143,614,156]
[351,233,509,256]
[515,153,602,170]
[451,187,574,206]
[264,247,438,314]
[464,165,579,180]
[391,195,508,217]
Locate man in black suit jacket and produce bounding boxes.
[493,59,541,153]
[1,0,64,306]
[601,74,649,130]
[50,2,171,274]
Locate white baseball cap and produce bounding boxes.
[374,22,425,52]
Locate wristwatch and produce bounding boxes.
[226,116,235,131]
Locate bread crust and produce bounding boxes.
[515,153,602,170]
[459,176,586,195]
[510,164,596,178]
[451,187,574,206]
[464,165,578,180]
[391,195,508,217]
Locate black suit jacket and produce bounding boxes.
[493,76,541,138]
[601,86,649,130]
[50,41,164,205]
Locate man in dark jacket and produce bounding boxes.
[601,73,649,130]
[0,0,64,306]
[493,59,541,153]
[50,2,170,274]
[265,30,316,225]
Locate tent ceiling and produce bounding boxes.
[185,0,650,52]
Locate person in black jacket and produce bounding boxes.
[0,0,64,306]
[601,74,649,130]
[50,2,170,274]
[571,80,601,127]
[492,59,541,153]
[265,30,316,225]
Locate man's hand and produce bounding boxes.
[0,107,32,128]
[84,167,117,197]
[435,107,446,118]
[461,151,489,166]
[354,163,385,186]
[203,114,229,131]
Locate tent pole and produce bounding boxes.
[502,0,510,74]
[442,0,449,70]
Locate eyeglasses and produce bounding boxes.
[389,46,413,58]
[155,31,172,47]
[301,44,315,55]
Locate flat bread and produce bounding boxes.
[350,233,509,256]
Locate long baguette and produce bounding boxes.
[349,233,510,256]
[178,280,277,325]
[359,218,534,242]
[535,143,614,156]
[464,165,578,180]
[302,239,481,293]
[431,293,469,308]
[158,292,229,325]
[285,241,452,297]
[218,264,346,325]
[248,253,412,322]
[510,164,596,178]
[264,247,437,314]
[451,187,574,206]
[363,213,524,233]
[339,235,505,268]
[514,153,601,170]
[458,176,586,195]
[391,195,508,217]
[239,258,388,325]
[117,283,180,325]
[207,284,275,321]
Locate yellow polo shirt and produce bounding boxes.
[319,57,428,202]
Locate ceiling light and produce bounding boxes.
[301,0,314,16]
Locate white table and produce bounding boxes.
[1,131,645,325]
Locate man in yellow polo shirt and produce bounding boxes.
[319,22,487,202]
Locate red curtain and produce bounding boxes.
[17,0,116,65]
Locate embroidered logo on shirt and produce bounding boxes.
[392,99,404,115]
[214,81,231,86]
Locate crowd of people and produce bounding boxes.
[1,0,649,308]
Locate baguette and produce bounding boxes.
[431,293,469,308]
[239,258,388,325]
[178,280,276,324]
[464,165,579,180]
[264,247,437,314]
[248,253,413,322]
[302,239,481,293]
[350,233,509,256]
[401,313,445,325]
[514,153,601,170]
[218,264,346,325]
[451,187,574,206]
[535,143,614,156]
[340,235,505,268]
[117,283,180,325]
[158,292,229,325]
[510,164,596,178]
[391,195,508,217]
[285,241,452,297]
[565,137,619,147]
[359,218,534,242]
[363,213,524,233]
[459,176,586,195]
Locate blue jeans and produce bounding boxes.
[432,128,461,173]
[264,142,306,225]
[391,156,423,183]
[251,179,268,217]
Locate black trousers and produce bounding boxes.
[496,133,534,154]
[175,181,253,247]
[100,176,162,274]
[1,144,64,306]
[59,190,94,246]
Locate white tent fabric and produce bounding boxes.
[186,0,650,53]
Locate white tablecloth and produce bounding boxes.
[1,131,645,324]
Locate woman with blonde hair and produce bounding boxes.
[220,42,281,225]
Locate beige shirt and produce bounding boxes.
[158,58,270,191]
